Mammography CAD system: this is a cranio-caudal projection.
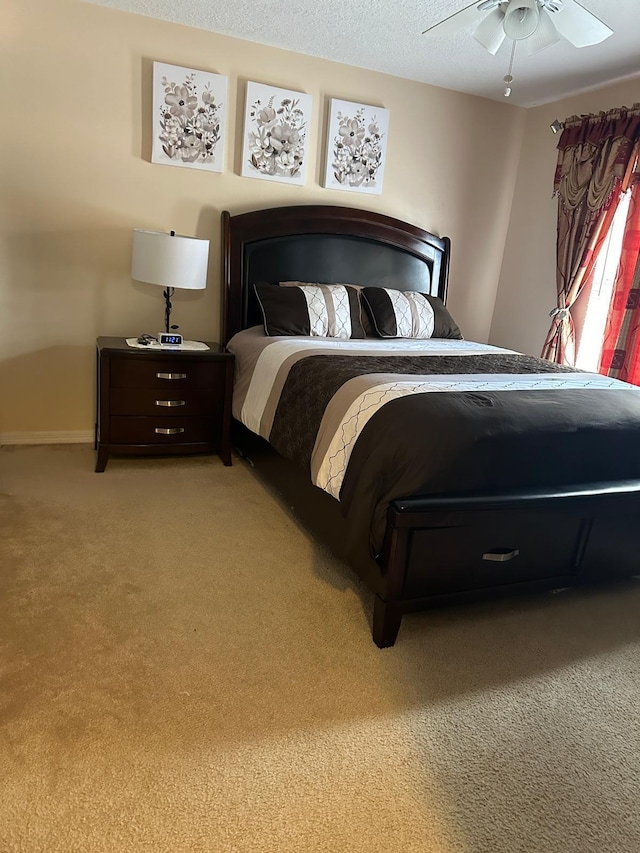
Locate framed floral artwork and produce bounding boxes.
[323,99,390,194]
[151,62,227,172]
[241,82,312,185]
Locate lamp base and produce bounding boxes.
[163,287,179,333]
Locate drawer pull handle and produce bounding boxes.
[154,427,185,435]
[156,372,187,380]
[155,400,186,407]
[482,549,520,563]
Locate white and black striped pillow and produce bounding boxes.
[280,280,375,335]
[254,282,366,338]
[362,288,463,339]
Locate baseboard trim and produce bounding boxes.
[0,430,94,446]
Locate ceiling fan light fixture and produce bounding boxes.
[474,8,507,55]
[503,0,540,40]
[526,9,560,54]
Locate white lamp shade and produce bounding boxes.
[474,8,507,55]
[503,0,540,40]
[527,9,560,54]
[131,229,209,291]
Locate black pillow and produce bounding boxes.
[429,296,463,339]
[254,282,366,338]
[362,288,463,339]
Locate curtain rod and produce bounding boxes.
[563,103,640,128]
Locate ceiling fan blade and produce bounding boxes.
[527,9,561,54]
[548,0,613,47]
[474,8,507,54]
[422,1,485,37]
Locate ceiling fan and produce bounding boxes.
[422,0,613,56]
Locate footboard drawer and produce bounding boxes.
[402,508,589,597]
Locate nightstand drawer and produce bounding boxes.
[111,359,223,389]
[110,416,219,445]
[110,387,222,417]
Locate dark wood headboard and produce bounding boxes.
[221,205,450,345]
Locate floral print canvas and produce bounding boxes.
[151,62,227,173]
[241,82,312,185]
[323,99,389,194]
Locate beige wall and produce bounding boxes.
[489,77,640,357]
[1,0,525,434]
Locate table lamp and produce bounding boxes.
[131,229,209,334]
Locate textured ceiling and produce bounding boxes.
[84,0,640,107]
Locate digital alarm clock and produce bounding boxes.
[158,332,183,347]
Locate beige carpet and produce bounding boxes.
[1,445,640,853]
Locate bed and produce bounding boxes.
[222,204,640,647]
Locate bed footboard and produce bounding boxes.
[234,421,640,648]
[374,481,640,647]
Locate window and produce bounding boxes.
[575,190,633,372]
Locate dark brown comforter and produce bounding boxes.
[228,329,640,567]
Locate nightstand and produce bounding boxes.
[95,337,234,472]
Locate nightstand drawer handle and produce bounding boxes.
[155,400,186,407]
[154,427,185,435]
[482,548,520,562]
[156,372,187,380]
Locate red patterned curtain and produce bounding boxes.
[542,105,640,365]
[599,156,640,383]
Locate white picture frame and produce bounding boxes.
[151,62,227,173]
[323,99,390,194]
[241,81,312,185]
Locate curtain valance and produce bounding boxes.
[553,105,640,212]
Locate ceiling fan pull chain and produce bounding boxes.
[503,39,517,97]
